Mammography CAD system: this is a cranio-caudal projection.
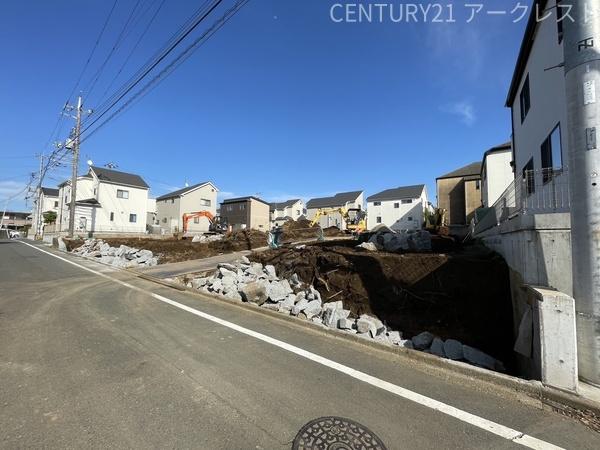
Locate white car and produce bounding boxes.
[8,230,21,239]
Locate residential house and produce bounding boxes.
[58,166,149,235]
[366,184,428,231]
[155,182,219,233]
[436,162,482,226]
[147,198,157,228]
[0,212,31,230]
[481,142,514,207]
[305,191,364,231]
[220,196,270,231]
[270,199,304,226]
[506,0,567,207]
[31,187,59,235]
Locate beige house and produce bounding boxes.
[436,162,482,226]
[220,196,270,231]
[155,182,219,233]
[31,187,59,235]
[306,191,364,231]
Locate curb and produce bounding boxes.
[47,241,600,421]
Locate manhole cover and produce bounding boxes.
[292,416,387,450]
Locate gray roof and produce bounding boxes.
[221,196,269,206]
[367,184,425,202]
[306,191,363,209]
[437,162,482,180]
[41,187,59,197]
[156,181,211,201]
[270,198,300,211]
[90,166,149,189]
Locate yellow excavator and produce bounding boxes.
[310,206,368,235]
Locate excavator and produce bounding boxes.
[268,207,367,249]
[181,211,228,235]
[310,206,368,235]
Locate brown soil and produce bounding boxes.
[67,230,268,264]
[278,219,345,242]
[251,240,515,370]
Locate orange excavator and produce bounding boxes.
[182,211,228,234]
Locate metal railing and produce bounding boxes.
[480,167,570,232]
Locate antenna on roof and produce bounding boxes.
[86,159,93,166]
[104,162,118,169]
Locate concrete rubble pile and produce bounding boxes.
[71,238,159,268]
[191,234,224,243]
[188,257,504,371]
[361,226,432,252]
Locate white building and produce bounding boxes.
[155,182,219,233]
[270,199,304,226]
[58,166,149,235]
[306,191,364,230]
[506,0,567,205]
[366,184,428,231]
[31,187,59,235]
[481,142,514,207]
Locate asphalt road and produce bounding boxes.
[1,239,598,449]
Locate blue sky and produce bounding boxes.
[0,0,530,211]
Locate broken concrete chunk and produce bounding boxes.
[279,294,296,312]
[462,345,497,370]
[356,242,378,252]
[411,331,434,350]
[210,278,223,293]
[291,297,309,316]
[240,281,268,305]
[338,317,355,330]
[246,262,264,278]
[387,330,402,345]
[399,339,414,349]
[219,267,236,278]
[240,255,250,265]
[303,300,322,319]
[443,339,464,360]
[267,281,288,302]
[264,264,277,280]
[191,277,208,289]
[430,337,446,357]
[261,303,280,311]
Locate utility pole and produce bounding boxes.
[68,96,83,238]
[564,2,600,385]
[35,153,44,238]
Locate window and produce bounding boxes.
[407,216,413,221]
[200,198,211,207]
[376,216,382,224]
[194,217,200,224]
[110,212,114,222]
[475,180,481,190]
[401,199,412,204]
[162,217,167,223]
[93,188,96,195]
[117,189,129,199]
[373,201,381,206]
[54,201,58,207]
[171,199,175,204]
[520,75,531,123]
[296,210,300,216]
[523,158,535,195]
[394,203,400,208]
[226,205,233,212]
[240,204,245,210]
[541,124,563,182]
[129,214,137,223]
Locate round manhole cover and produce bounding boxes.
[292,416,387,450]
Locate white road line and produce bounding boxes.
[18,240,563,450]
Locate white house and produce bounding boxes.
[270,199,304,226]
[58,166,149,235]
[506,0,568,209]
[481,142,514,207]
[306,191,364,230]
[31,187,59,235]
[366,184,428,231]
[155,181,219,233]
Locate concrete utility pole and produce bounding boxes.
[68,96,83,238]
[564,1,600,385]
[35,153,44,238]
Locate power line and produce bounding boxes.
[81,0,250,143]
[81,0,224,135]
[98,0,167,104]
[85,0,143,100]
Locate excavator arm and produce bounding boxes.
[182,211,215,234]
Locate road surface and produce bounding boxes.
[0,239,598,449]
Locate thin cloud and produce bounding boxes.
[440,101,476,126]
[0,180,27,200]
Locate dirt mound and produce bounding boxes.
[98,230,267,264]
[251,241,514,370]
[279,219,345,241]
